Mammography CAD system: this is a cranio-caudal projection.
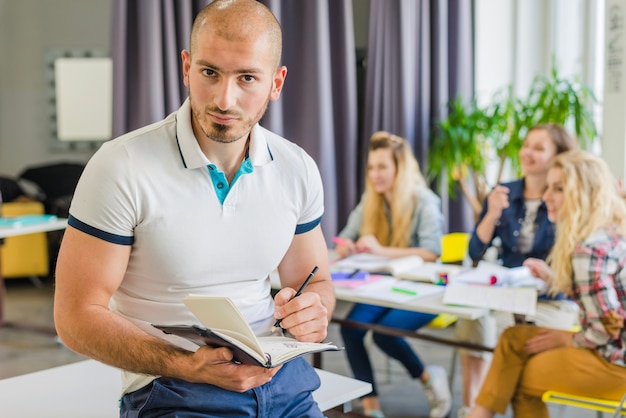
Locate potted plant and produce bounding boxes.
[428,64,598,220]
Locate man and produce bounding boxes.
[53,1,335,416]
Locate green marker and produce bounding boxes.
[391,286,417,296]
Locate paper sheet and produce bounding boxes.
[443,284,537,315]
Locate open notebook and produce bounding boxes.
[153,295,341,368]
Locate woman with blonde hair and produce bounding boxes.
[468,150,626,418]
[335,131,450,418]
[457,123,578,418]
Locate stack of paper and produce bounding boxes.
[332,253,462,283]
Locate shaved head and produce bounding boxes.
[190,0,283,69]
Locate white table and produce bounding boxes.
[270,270,488,320]
[271,270,493,368]
[333,280,488,320]
[0,218,68,331]
[0,360,372,417]
[0,218,68,238]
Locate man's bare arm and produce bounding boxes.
[275,225,335,342]
[54,227,278,392]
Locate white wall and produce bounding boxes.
[0,0,112,178]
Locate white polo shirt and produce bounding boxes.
[68,98,324,393]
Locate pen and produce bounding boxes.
[272,265,319,331]
[391,286,418,296]
[348,269,361,278]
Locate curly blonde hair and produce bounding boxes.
[548,150,626,294]
[360,131,426,247]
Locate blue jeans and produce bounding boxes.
[120,357,323,417]
[340,303,436,396]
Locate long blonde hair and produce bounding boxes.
[361,131,426,247]
[548,150,626,294]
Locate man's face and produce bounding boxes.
[182,27,286,144]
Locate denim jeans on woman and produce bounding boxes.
[340,303,437,396]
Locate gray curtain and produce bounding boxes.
[111,1,211,137]
[260,0,358,244]
[362,0,474,233]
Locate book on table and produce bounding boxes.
[442,261,546,316]
[153,295,341,368]
[332,253,462,283]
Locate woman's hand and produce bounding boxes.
[334,238,357,258]
[485,185,510,221]
[355,235,383,255]
[525,328,573,354]
[522,258,553,283]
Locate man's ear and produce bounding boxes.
[181,50,191,87]
[269,66,287,101]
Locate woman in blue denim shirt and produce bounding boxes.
[468,178,554,268]
[335,131,451,418]
[456,124,577,418]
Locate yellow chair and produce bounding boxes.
[1,201,50,278]
[542,391,626,418]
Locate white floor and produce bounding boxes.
[0,278,605,418]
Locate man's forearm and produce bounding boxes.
[58,306,192,379]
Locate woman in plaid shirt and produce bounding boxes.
[468,150,626,418]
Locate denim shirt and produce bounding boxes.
[468,179,555,268]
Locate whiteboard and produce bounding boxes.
[54,57,112,141]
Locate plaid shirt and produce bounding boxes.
[571,228,626,365]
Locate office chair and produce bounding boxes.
[542,391,626,418]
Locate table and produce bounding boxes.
[270,271,493,369]
[0,218,69,239]
[0,218,68,332]
[0,359,373,417]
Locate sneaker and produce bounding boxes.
[457,405,472,418]
[364,410,386,418]
[423,365,452,418]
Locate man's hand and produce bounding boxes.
[188,345,280,392]
[525,328,573,355]
[273,288,328,342]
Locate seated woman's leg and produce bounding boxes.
[475,324,626,418]
[373,309,452,417]
[340,303,391,395]
[456,312,513,410]
[371,309,436,378]
[474,325,543,415]
[513,344,626,417]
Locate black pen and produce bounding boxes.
[348,268,360,278]
[272,265,319,331]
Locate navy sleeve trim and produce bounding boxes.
[295,215,322,235]
[68,215,134,245]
